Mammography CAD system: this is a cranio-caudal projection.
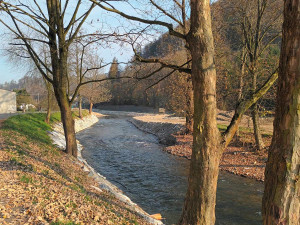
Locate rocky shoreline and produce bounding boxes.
[49,113,163,225]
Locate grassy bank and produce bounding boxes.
[0,112,148,225]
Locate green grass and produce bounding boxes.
[3,113,52,144]
[217,123,272,137]
[2,110,89,146]
[20,174,33,183]
[50,109,89,123]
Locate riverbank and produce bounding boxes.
[130,111,272,182]
[0,112,152,224]
[50,112,162,225]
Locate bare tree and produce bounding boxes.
[225,0,282,150]
[0,1,124,157]
[262,0,300,223]
[91,0,279,223]
[81,74,112,114]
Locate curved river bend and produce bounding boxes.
[77,111,263,225]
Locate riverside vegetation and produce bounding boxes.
[0,112,149,225]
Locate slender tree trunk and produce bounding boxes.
[263,0,300,223]
[251,65,265,150]
[78,94,83,118]
[235,47,246,138]
[45,83,52,124]
[42,74,52,124]
[179,1,221,224]
[237,49,245,102]
[89,102,93,115]
[252,102,265,150]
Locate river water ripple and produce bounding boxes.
[77,111,263,225]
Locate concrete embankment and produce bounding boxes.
[129,117,184,146]
[49,114,163,225]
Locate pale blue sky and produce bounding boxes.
[0,57,25,83]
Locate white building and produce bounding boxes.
[0,89,17,114]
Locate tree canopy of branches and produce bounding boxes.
[0,0,118,157]
[91,0,279,224]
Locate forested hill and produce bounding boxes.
[107,0,281,115]
[141,33,185,59]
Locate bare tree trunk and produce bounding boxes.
[237,50,245,102]
[262,0,300,223]
[235,47,246,138]
[55,89,78,157]
[184,48,194,134]
[179,1,221,224]
[47,0,78,157]
[185,77,194,133]
[251,65,265,150]
[89,102,93,115]
[252,102,265,150]
[78,94,83,118]
[45,82,52,124]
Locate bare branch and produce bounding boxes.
[64,0,81,33]
[149,0,184,27]
[90,0,186,40]
[66,3,96,46]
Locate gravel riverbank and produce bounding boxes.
[129,112,269,182]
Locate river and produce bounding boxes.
[77,110,263,225]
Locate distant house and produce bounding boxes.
[0,89,17,114]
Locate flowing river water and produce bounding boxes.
[77,111,263,225]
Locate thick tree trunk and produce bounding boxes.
[185,78,194,133]
[262,0,300,224]
[252,102,265,150]
[179,1,221,224]
[47,0,78,157]
[56,92,78,157]
[89,102,93,115]
[185,49,194,134]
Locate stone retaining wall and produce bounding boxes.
[129,118,184,146]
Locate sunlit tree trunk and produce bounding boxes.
[179,1,221,224]
[250,63,265,150]
[262,0,300,223]
[45,79,52,124]
[89,101,93,115]
[47,0,77,157]
[235,46,247,138]
[185,75,194,133]
[78,94,83,118]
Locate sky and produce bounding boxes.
[0,0,179,84]
[0,57,25,84]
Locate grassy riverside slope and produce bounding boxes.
[0,112,149,225]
